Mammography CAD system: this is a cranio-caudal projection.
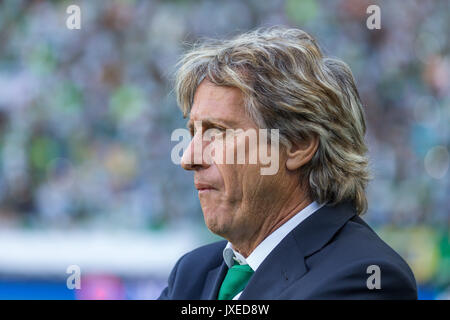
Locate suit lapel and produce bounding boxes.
[238,201,357,299]
[292,201,356,257]
[202,261,228,300]
[239,231,307,299]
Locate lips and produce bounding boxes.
[194,182,216,191]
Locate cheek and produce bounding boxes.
[216,164,242,200]
[242,166,263,195]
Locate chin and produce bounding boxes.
[202,209,231,237]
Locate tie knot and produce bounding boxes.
[218,263,254,300]
[231,263,253,273]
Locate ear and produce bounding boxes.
[285,134,319,171]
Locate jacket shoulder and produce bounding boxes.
[303,216,417,299]
[339,216,414,273]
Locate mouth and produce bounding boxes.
[195,182,216,193]
[198,188,214,194]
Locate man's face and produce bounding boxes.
[181,80,289,243]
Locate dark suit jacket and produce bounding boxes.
[158,202,417,299]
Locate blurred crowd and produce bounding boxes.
[0,0,449,298]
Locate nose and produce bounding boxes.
[181,131,211,171]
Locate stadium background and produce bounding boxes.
[0,0,449,299]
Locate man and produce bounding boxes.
[159,27,417,299]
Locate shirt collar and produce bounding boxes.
[222,201,325,270]
[223,242,247,268]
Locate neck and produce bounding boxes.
[231,193,312,258]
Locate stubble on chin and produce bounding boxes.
[203,212,229,237]
[201,203,235,238]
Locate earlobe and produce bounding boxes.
[285,135,319,171]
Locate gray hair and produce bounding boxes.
[174,27,371,215]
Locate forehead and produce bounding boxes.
[189,80,255,128]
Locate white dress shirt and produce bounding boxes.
[222,200,325,299]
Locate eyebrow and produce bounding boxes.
[186,118,239,131]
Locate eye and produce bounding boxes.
[213,126,225,132]
[202,126,226,141]
[211,126,226,136]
